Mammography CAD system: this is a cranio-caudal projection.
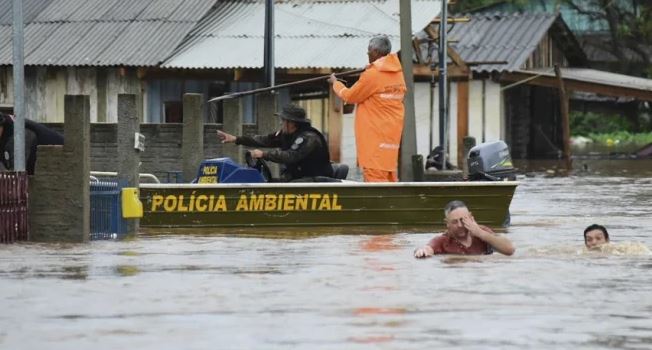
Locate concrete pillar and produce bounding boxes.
[117,94,140,234]
[222,98,243,164]
[31,95,90,242]
[256,92,279,178]
[97,70,107,122]
[28,145,68,241]
[182,93,204,182]
[64,95,90,242]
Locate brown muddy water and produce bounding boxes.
[1,159,652,350]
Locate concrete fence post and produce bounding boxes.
[182,93,204,182]
[117,94,140,235]
[31,95,90,242]
[222,98,244,164]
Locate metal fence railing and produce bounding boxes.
[0,172,29,243]
[90,180,127,240]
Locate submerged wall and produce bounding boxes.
[44,123,257,181]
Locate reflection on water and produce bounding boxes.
[1,161,652,349]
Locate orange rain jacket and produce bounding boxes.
[332,53,406,171]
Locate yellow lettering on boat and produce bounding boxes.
[295,195,308,210]
[283,194,296,211]
[250,194,265,211]
[332,194,342,210]
[277,194,284,210]
[235,195,249,211]
[151,195,164,211]
[309,194,321,210]
[213,195,227,211]
[178,195,188,212]
[151,192,343,213]
[264,194,276,210]
[318,194,331,210]
[163,195,177,211]
[189,193,196,211]
[198,176,216,184]
[203,165,218,175]
[195,195,208,211]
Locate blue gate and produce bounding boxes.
[90,180,128,240]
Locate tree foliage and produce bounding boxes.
[561,0,652,76]
[449,1,652,76]
[449,0,505,13]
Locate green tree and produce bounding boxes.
[449,0,505,13]
[558,1,651,76]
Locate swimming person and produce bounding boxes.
[414,200,515,257]
[584,224,610,250]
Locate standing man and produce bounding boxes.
[328,35,406,182]
[217,104,333,182]
[414,200,515,257]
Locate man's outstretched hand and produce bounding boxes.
[217,130,236,143]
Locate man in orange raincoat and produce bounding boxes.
[328,35,406,182]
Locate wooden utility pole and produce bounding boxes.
[399,0,417,181]
[554,65,572,171]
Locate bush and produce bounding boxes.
[588,131,652,145]
[570,111,634,136]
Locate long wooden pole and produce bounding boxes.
[207,69,364,103]
[438,0,448,169]
[263,0,274,87]
[399,0,417,181]
[554,64,572,171]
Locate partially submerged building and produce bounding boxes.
[1,0,651,170]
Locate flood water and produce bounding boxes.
[2,160,652,350]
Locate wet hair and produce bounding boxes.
[444,200,467,217]
[583,224,609,243]
[368,35,391,56]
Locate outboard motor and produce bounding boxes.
[467,141,516,181]
[192,158,266,184]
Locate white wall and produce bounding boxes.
[485,80,504,141]
[414,81,458,164]
[413,79,505,166]
[0,67,145,123]
[340,110,363,181]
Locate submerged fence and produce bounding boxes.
[0,172,29,243]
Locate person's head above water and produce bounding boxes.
[444,200,472,240]
[584,224,610,249]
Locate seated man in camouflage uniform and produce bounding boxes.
[217,104,334,182]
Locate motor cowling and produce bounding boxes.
[467,140,516,181]
[192,158,266,184]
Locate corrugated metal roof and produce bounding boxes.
[444,12,559,73]
[523,68,652,92]
[164,0,442,69]
[0,0,215,66]
[167,36,393,69]
[414,12,562,73]
[99,22,196,66]
[0,0,56,25]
